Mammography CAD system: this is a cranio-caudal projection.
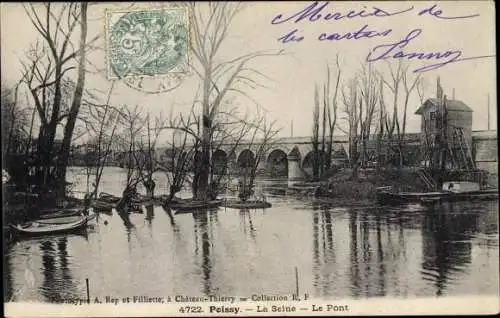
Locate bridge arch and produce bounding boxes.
[302,150,327,176]
[237,149,255,168]
[267,149,288,177]
[212,149,228,175]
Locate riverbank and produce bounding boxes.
[292,167,434,203]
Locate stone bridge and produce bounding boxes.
[151,135,354,181]
[116,131,497,181]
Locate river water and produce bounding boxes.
[4,167,499,302]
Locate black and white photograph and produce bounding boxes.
[2,1,498,316]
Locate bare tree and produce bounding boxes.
[21,3,97,197]
[80,83,122,203]
[158,114,197,205]
[341,79,360,179]
[1,83,33,187]
[381,61,421,167]
[358,63,380,167]
[311,58,342,181]
[237,111,280,202]
[324,57,342,171]
[189,2,282,200]
[133,112,167,200]
[1,83,32,156]
[114,105,145,213]
[208,106,254,200]
[416,78,434,168]
[311,85,321,180]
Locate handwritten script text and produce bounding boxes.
[271,1,493,72]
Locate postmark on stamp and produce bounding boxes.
[105,6,189,93]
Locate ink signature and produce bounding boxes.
[366,29,495,73]
[270,2,493,73]
[271,1,479,25]
[278,25,392,44]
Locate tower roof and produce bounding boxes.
[415,98,473,115]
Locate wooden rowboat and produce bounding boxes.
[377,188,499,205]
[223,200,272,209]
[39,208,84,219]
[98,192,121,204]
[10,215,90,236]
[91,200,115,211]
[420,197,441,205]
[36,212,97,224]
[171,200,222,213]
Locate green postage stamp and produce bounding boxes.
[105,7,189,93]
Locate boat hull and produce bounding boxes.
[10,218,89,236]
[171,200,222,213]
[377,189,499,205]
[91,200,115,211]
[223,200,272,209]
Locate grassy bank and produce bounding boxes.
[295,167,432,202]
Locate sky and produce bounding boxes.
[1,1,496,146]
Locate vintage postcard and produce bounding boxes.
[1,1,498,317]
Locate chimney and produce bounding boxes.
[436,77,443,101]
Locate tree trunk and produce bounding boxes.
[195,115,211,201]
[56,3,88,197]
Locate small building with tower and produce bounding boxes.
[415,78,476,171]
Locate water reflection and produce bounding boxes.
[375,214,386,297]
[349,209,361,298]
[39,238,79,302]
[145,204,155,224]
[420,203,477,296]
[4,168,498,301]
[193,211,214,296]
[116,210,135,243]
[311,205,337,297]
[239,209,257,241]
[161,205,175,225]
[311,202,491,298]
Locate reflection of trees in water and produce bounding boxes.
[420,203,477,296]
[360,213,373,295]
[239,209,256,241]
[161,205,175,226]
[193,211,215,296]
[346,209,401,298]
[348,210,360,298]
[145,204,155,224]
[375,214,386,296]
[117,211,135,242]
[475,201,499,236]
[40,238,79,302]
[40,241,56,301]
[311,205,336,297]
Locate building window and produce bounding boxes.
[429,112,436,121]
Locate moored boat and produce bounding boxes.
[37,212,96,224]
[223,200,272,209]
[377,182,499,205]
[39,208,84,219]
[171,199,222,213]
[98,192,121,203]
[10,214,91,236]
[420,197,442,205]
[91,200,115,211]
